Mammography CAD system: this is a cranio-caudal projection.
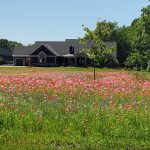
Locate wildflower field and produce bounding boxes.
[0,67,149,149]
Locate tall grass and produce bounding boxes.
[131,71,150,80]
[0,90,149,149]
[0,69,149,149]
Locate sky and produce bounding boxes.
[0,0,149,45]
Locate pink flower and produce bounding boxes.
[0,103,4,108]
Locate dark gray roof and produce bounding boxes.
[0,48,12,56]
[13,45,37,56]
[34,39,93,55]
[13,39,117,57]
[35,41,67,55]
[41,44,59,56]
[13,44,59,56]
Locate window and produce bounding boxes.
[31,57,38,63]
[69,46,75,54]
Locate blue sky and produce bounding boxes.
[0,0,149,45]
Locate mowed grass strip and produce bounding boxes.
[0,66,123,74]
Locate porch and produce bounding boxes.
[14,56,88,67]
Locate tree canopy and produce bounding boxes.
[0,39,23,51]
[80,20,116,66]
[124,4,150,70]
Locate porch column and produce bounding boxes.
[23,58,25,66]
[38,56,40,65]
[68,58,70,66]
[75,57,77,66]
[13,57,15,65]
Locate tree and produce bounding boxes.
[80,20,115,80]
[124,4,150,70]
[141,5,150,34]
[125,50,143,69]
[0,39,23,51]
[114,26,135,66]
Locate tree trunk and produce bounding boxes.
[94,60,96,81]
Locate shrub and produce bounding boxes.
[140,66,145,72]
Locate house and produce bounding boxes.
[0,48,13,64]
[12,39,117,67]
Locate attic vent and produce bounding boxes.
[69,46,75,54]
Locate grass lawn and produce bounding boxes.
[0,66,122,74]
[0,67,149,149]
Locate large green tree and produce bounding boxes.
[125,4,150,70]
[113,26,136,66]
[141,5,150,34]
[0,39,23,51]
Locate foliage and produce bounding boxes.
[80,21,115,67]
[104,3,150,68]
[141,5,150,34]
[125,51,143,69]
[114,26,137,66]
[124,4,150,70]
[0,39,23,51]
[80,21,116,80]
[80,21,115,66]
